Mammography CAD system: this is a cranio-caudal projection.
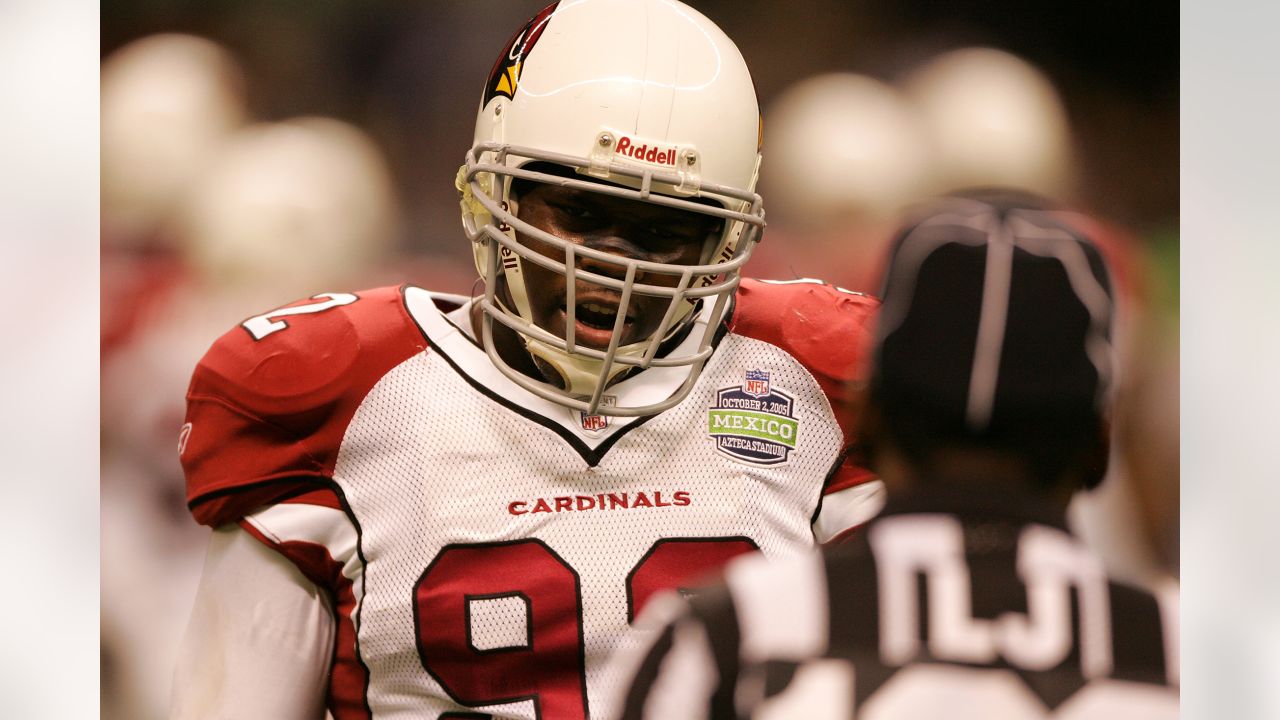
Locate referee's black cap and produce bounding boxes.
[871,189,1116,468]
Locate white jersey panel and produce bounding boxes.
[323,311,844,718]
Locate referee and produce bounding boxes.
[612,190,1179,719]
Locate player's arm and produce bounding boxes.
[174,290,420,716]
[171,524,334,720]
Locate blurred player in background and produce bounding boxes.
[170,1,881,718]
[748,47,1075,296]
[615,190,1179,719]
[101,33,247,361]
[100,34,403,720]
[100,34,250,720]
[745,72,930,294]
[902,48,1075,201]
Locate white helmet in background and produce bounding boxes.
[457,0,766,416]
[101,34,247,245]
[902,47,1075,200]
[176,117,399,299]
[764,73,929,225]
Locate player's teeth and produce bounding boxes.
[583,303,614,316]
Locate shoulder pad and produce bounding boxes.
[190,287,423,421]
[182,286,426,525]
[730,278,879,385]
[731,279,881,490]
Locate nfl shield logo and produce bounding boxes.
[578,395,615,433]
[743,370,771,398]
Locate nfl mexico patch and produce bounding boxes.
[708,370,799,465]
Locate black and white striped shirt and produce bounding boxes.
[615,488,1178,719]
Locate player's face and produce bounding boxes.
[511,183,722,351]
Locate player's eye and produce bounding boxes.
[646,225,682,241]
[554,202,596,222]
[647,219,722,246]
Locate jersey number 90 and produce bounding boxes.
[413,537,757,718]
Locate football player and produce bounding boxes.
[171,2,882,718]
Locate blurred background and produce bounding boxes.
[99,1,1178,717]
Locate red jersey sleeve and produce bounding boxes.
[728,278,879,494]
[180,287,427,526]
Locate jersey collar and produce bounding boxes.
[403,286,727,450]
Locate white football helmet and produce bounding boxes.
[457,0,765,417]
[902,47,1075,200]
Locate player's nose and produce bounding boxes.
[577,231,637,280]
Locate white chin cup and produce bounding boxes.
[523,335,649,397]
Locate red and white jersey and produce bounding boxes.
[180,279,882,719]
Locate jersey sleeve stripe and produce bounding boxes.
[237,505,372,720]
[235,520,372,720]
[188,475,333,527]
[282,487,346,511]
[813,480,886,544]
[242,502,359,567]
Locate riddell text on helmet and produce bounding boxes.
[614,136,678,166]
[508,490,691,515]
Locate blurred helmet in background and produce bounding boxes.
[174,117,399,299]
[902,47,1074,200]
[456,0,766,415]
[102,34,247,245]
[762,73,930,227]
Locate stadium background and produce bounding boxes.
[99,1,1179,718]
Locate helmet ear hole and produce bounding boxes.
[508,177,533,203]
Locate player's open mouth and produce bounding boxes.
[562,302,635,348]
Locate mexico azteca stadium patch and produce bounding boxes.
[708,370,799,465]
